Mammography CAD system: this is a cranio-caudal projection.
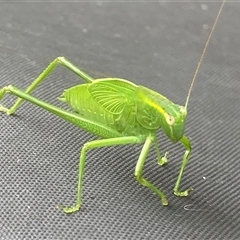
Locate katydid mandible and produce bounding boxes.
[0,1,224,213]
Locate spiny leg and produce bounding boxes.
[174,135,193,196]
[135,136,168,206]
[153,139,168,166]
[0,85,122,139]
[0,57,94,115]
[57,136,143,213]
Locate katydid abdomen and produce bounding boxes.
[60,78,151,138]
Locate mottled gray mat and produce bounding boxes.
[0,2,239,240]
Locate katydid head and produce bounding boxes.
[166,0,225,142]
[161,105,187,142]
[137,86,187,141]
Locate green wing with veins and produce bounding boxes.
[88,78,137,115]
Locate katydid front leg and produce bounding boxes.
[153,139,168,166]
[174,135,193,196]
[1,57,93,115]
[135,136,168,206]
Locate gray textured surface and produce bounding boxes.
[0,2,239,240]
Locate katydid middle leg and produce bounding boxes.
[58,136,144,213]
[2,57,94,115]
[0,85,146,213]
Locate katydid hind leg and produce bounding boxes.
[0,57,94,115]
[174,135,193,196]
[135,136,168,206]
[57,136,144,214]
[0,85,122,138]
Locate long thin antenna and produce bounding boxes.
[185,0,225,109]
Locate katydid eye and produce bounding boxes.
[165,114,175,125]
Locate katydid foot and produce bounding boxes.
[57,204,81,214]
[174,187,193,197]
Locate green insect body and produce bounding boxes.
[0,58,191,213]
[0,1,224,214]
[60,78,186,141]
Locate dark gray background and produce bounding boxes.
[0,1,239,240]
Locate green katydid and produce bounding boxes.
[0,1,224,213]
